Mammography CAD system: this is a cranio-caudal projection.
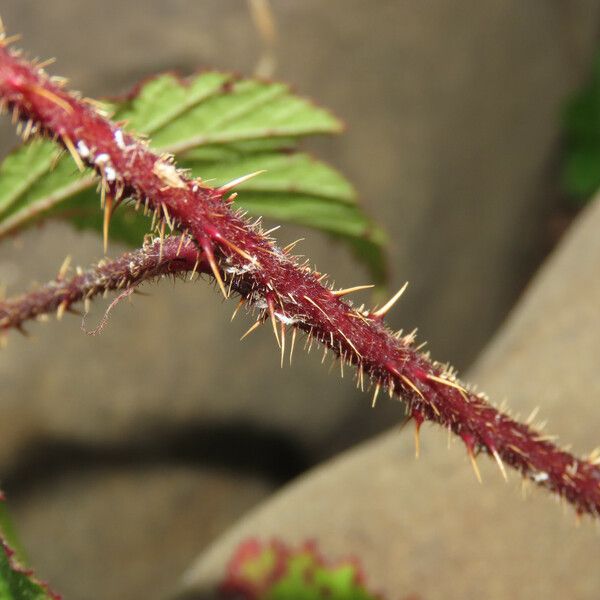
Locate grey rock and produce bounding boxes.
[179,197,600,599]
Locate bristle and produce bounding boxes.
[202,240,227,299]
[289,327,297,366]
[103,193,113,254]
[29,83,73,113]
[371,383,380,408]
[267,296,281,348]
[372,281,408,318]
[57,255,72,280]
[217,170,266,193]
[332,284,375,297]
[240,319,261,341]
[62,134,85,171]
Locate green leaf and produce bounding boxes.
[222,539,379,600]
[0,72,386,282]
[562,51,600,203]
[0,543,52,600]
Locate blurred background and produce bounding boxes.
[1,2,600,599]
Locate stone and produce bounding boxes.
[178,197,600,599]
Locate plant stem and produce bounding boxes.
[0,40,599,516]
[0,236,201,333]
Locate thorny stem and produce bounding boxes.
[0,236,203,334]
[0,40,599,517]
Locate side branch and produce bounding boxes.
[0,236,202,333]
[0,40,599,516]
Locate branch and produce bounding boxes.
[0,236,202,334]
[1,37,599,516]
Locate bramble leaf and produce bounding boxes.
[0,72,386,282]
[221,539,380,600]
[0,498,54,600]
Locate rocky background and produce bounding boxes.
[0,2,599,599]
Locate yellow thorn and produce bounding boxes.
[283,238,304,254]
[217,170,266,193]
[467,449,483,484]
[103,194,113,254]
[161,203,174,230]
[231,299,245,322]
[176,233,186,257]
[491,449,508,482]
[203,243,228,299]
[36,57,57,70]
[220,236,258,264]
[56,301,68,321]
[414,421,421,459]
[280,322,286,368]
[303,295,330,321]
[240,320,262,341]
[62,135,85,171]
[189,258,200,281]
[267,299,281,348]
[371,384,380,408]
[159,220,166,261]
[29,84,73,114]
[372,281,409,318]
[0,34,21,47]
[400,374,424,400]
[289,327,297,366]
[426,373,468,399]
[332,284,375,297]
[57,254,72,280]
[525,406,540,425]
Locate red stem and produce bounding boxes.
[0,236,202,333]
[0,41,599,516]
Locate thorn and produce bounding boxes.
[426,373,468,400]
[267,296,281,348]
[240,319,261,341]
[231,298,245,322]
[332,284,375,297]
[219,236,258,264]
[412,410,424,458]
[57,255,72,280]
[176,233,186,256]
[263,225,280,236]
[189,258,200,281]
[202,239,227,298]
[218,170,266,193]
[0,34,22,47]
[468,449,482,483]
[526,406,540,425]
[36,57,56,70]
[161,203,174,230]
[159,220,166,261]
[280,322,286,368]
[29,83,73,113]
[103,193,113,254]
[289,327,297,366]
[400,375,424,400]
[56,300,68,321]
[62,135,85,171]
[283,238,304,254]
[371,384,380,408]
[461,433,482,483]
[372,281,409,318]
[491,448,508,482]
